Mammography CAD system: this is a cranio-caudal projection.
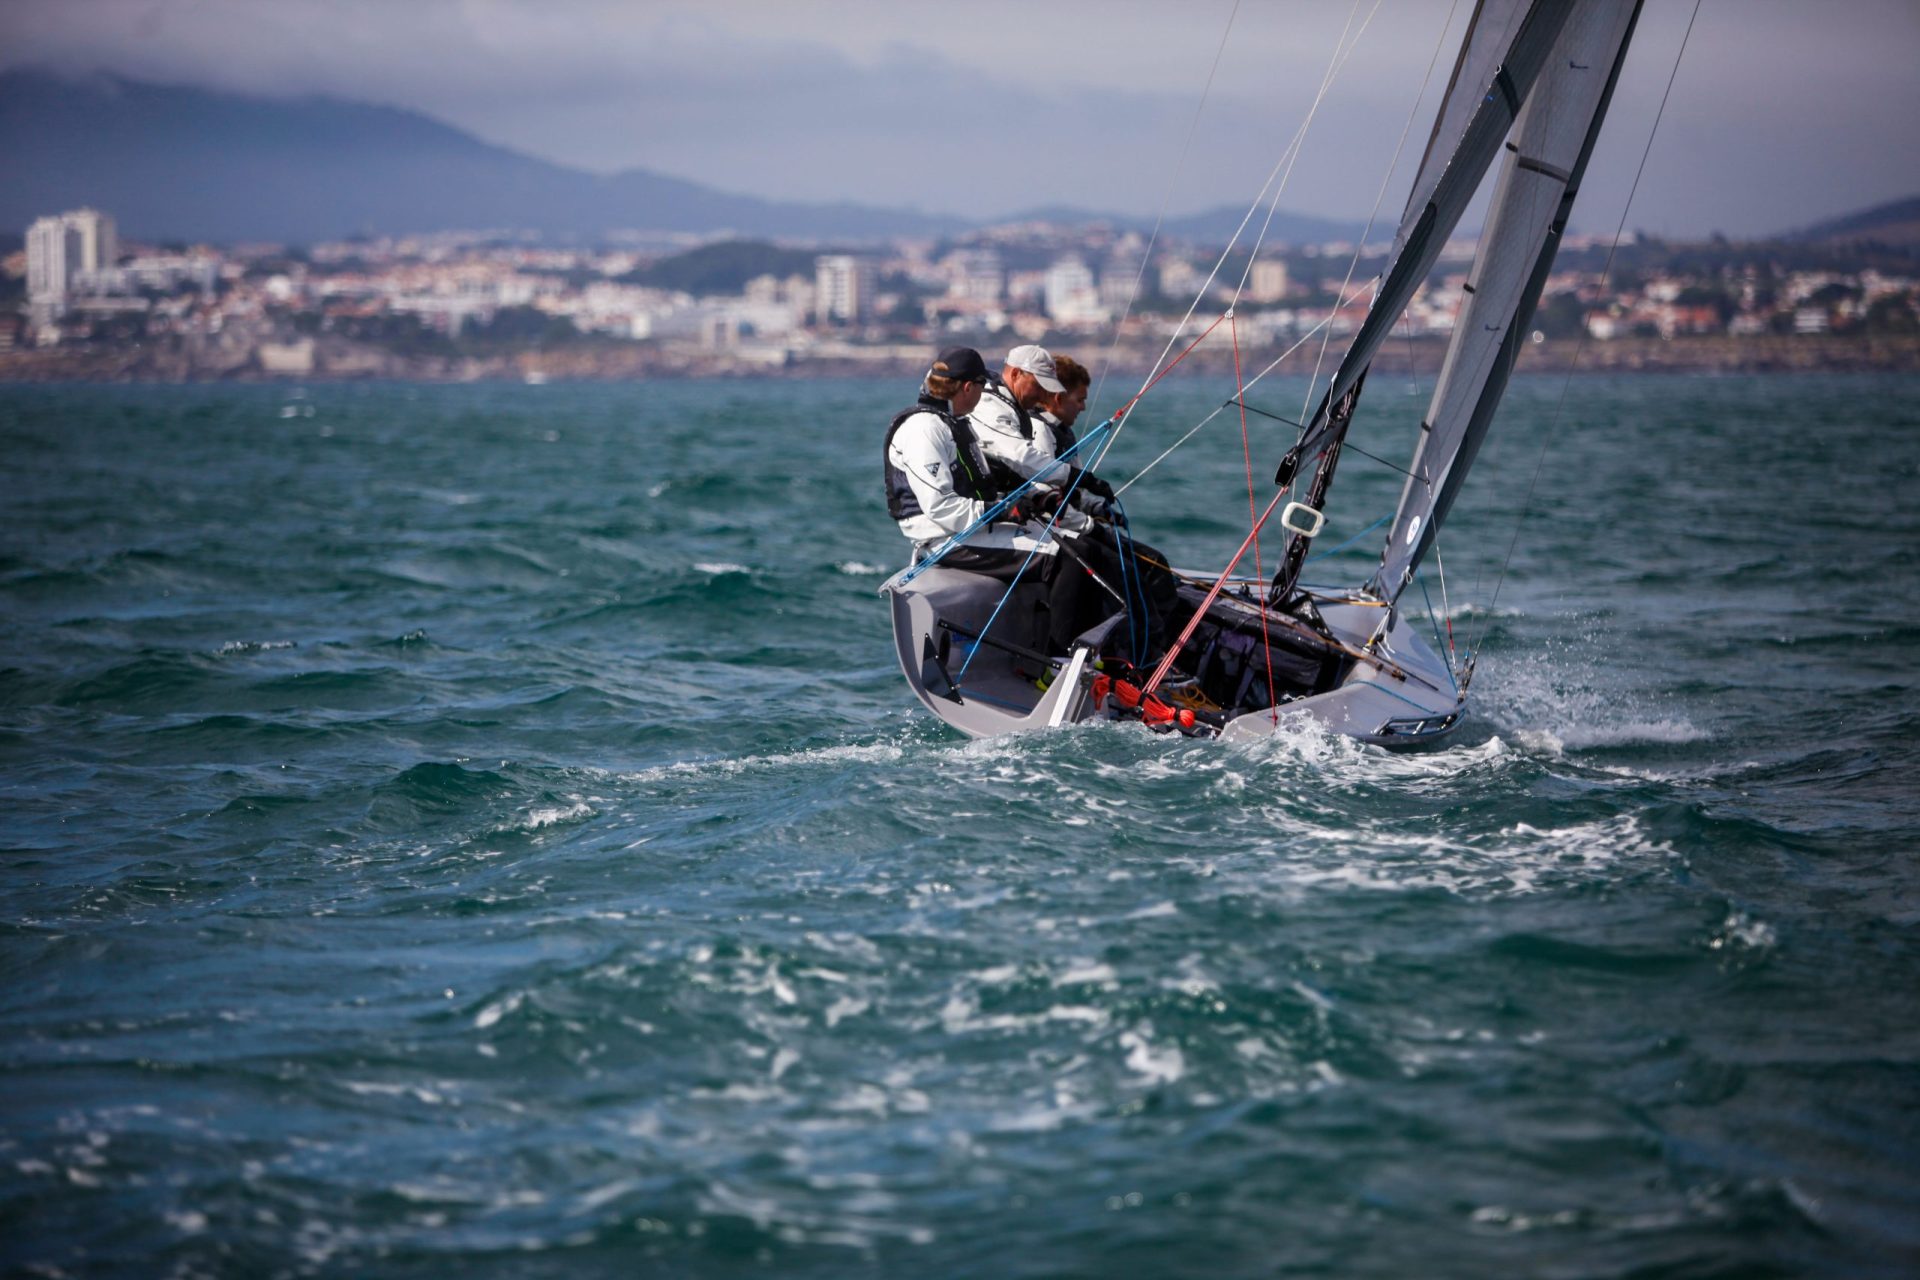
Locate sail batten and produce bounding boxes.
[1374,0,1643,602]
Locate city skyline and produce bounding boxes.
[3,0,1917,241]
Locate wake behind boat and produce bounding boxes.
[883,0,1654,745]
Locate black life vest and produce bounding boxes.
[1048,415,1078,457]
[977,376,1034,441]
[883,395,997,522]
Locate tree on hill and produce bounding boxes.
[622,240,830,296]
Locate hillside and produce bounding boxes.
[1785,195,1920,248]
[0,69,1375,248]
[0,69,971,244]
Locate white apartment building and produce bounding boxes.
[1044,256,1107,327]
[815,255,875,324]
[1246,259,1291,303]
[27,208,119,309]
[943,249,1005,304]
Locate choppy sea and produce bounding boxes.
[2,373,1917,1278]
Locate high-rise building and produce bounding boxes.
[26,217,76,305]
[26,208,119,308]
[814,255,874,324]
[1044,256,1106,326]
[1247,259,1291,303]
[945,250,1004,304]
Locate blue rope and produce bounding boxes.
[954,442,1102,682]
[899,420,1113,586]
[1304,511,1392,563]
[1107,495,1148,666]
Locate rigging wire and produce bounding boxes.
[1089,0,1241,422]
[1089,0,1374,471]
[1106,0,1453,499]
[1110,287,1363,498]
[1298,0,1459,425]
[1462,0,1702,676]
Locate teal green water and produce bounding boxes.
[2,375,1917,1277]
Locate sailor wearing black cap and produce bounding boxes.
[884,346,1058,578]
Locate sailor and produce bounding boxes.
[1029,352,1184,660]
[1030,353,1116,512]
[971,345,1078,502]
[884,345,1058,580]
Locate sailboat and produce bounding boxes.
[882,0,1645,745]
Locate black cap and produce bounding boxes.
[930,346,989,383]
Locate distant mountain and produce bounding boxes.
[1783,195,1920,248]
[0,69,972,244]
[0,69,1369,248]
[1002,203,1369,246]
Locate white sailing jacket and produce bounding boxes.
[971,378,1091,532]
[887,408,1057,555]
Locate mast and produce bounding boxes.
[1373,0,1643,604]
[1269,0,1576,604]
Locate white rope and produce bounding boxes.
[1109,272,1376,498]
[1104,0,1457,501]
[1089,0,1241,423]
[1089,0,1376,477]
[1298,0,1460,423]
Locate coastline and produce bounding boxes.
[2,333,1917,384]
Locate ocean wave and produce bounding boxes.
[619,740,913,784]
[1515,718,1710,755]
[214,639,298,656]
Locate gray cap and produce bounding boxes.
[1005,344,1065,394]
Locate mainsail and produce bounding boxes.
[1375,0,1644,601]
[1394,0,1533,267]
[1270,0,1577,599]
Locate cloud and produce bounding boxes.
[3,0,1917,235]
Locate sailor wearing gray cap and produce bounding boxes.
[971,345,1088,531]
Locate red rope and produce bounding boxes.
[1143,485,1292,699]
[1230,313,1280,723]
[1109,311,1231,427]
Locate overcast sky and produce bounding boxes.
[5,0,1917,239]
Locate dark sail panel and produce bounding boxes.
[1375,0,1643,601]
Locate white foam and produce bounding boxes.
[836,561,892,575]
[692,561,750,575]
[1118,1026,1186,1085]
[1488,649,1705,754]
[473,992,523,1030]
[520,801,593,830]
[824,996,869,1027]
[1055,961,1117,986]
[621,740,910,784]
[1709,910,1776,954]
[215,639,297,656]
